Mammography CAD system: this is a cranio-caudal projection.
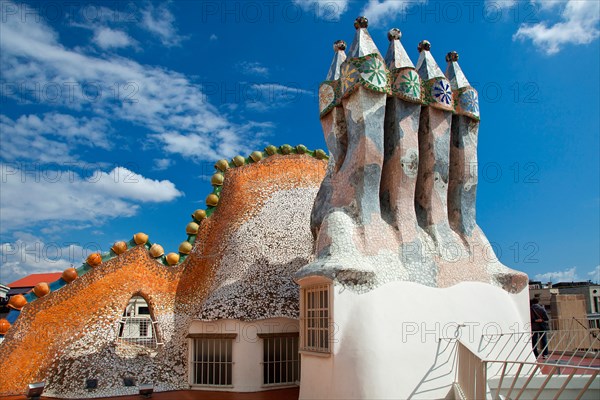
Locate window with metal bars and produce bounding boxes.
[117,296,160,348]
[190,335,234,386]
[259,333,300,386]
[301,284,330,353]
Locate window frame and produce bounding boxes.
[187,333,236,388]
[300,282,332,354]
[258,332,300,387]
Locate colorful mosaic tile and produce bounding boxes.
[341,54,390,98]
[422,78,454,111]
[391,68,422,104]
[319,80,340,118]
[340,61,360,97]
[455,87,480,121]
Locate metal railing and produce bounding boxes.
[550,318,600,332]
[485,360,599,400]
[479,329,600,376]
[454,327,600,400]
[116,317,161,348]
[455,341,487,400]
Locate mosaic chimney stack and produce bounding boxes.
[300,18,528,293]
[381,28,421,238]
[414,39,464,256]
[307,16,395,283]
[337,16,388,227]
[312,40,348,236]
[446,51,480,239]
[380,28,437,283]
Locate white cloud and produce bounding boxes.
[153,121,274,160]
[153,158,173,171]
[0,1,271,162]
[238,61,270,77]
[293,0,349,20]
[246,83,312,112]
[140,3,184,46]
[92,27,136,50]
[493,0,600,54]
[0,113,111,164]
[588,265,600,284]
[0,232,95,284]
[535,267,578,283]
[360,0,427,24]
[0,163,182,232]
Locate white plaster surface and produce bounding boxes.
[299,281,532,400]
[189,318,299,392]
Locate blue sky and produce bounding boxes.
[0,0,598,285]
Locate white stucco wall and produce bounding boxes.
[188,318,299,392]
[299,281,531,400]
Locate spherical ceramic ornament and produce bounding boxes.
[192,209,206,221]
[387,28,401,41]
[112,241,128,255]
[354,16,368,29]
[0,319,10,335]
[215,159,229,172]
[446,51,459,62]
[206,193,219,207]
[333,40,346,51]
[265,145,277,155]
[250,151,263,162]
[280,144,293,154]
[296,144,308,154]
[87,253,102,267]
[62,268,78,283]
[233,155,246,166]
[8,294,27,310]
[211,173,224,186]
[186,222,199,235]
[418,40,431,52]
[134,232,149,245]
[33,282,50,298]
[149,244,164,258]
[166,252,180,265]
[315,149,328,160]
[179,241,193,254]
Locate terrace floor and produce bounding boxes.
[0,388,299,400]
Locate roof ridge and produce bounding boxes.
[0,145,328,337]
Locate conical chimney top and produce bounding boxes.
[385,28,414,70]
[445,51,470,90]
[415,40,445,81]
[349,16,381,58]
[326,40,347,81]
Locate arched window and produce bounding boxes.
[117,295,161,348]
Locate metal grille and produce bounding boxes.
[263,335,300,385]
[117,317,159,348]
[116,296,160,348]
[302,284,330,352]
[192,338,233,386]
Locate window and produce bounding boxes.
[189,335,234,386]
[117,296,160,348]
[301,284,330,353]
[259,333,300,386]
